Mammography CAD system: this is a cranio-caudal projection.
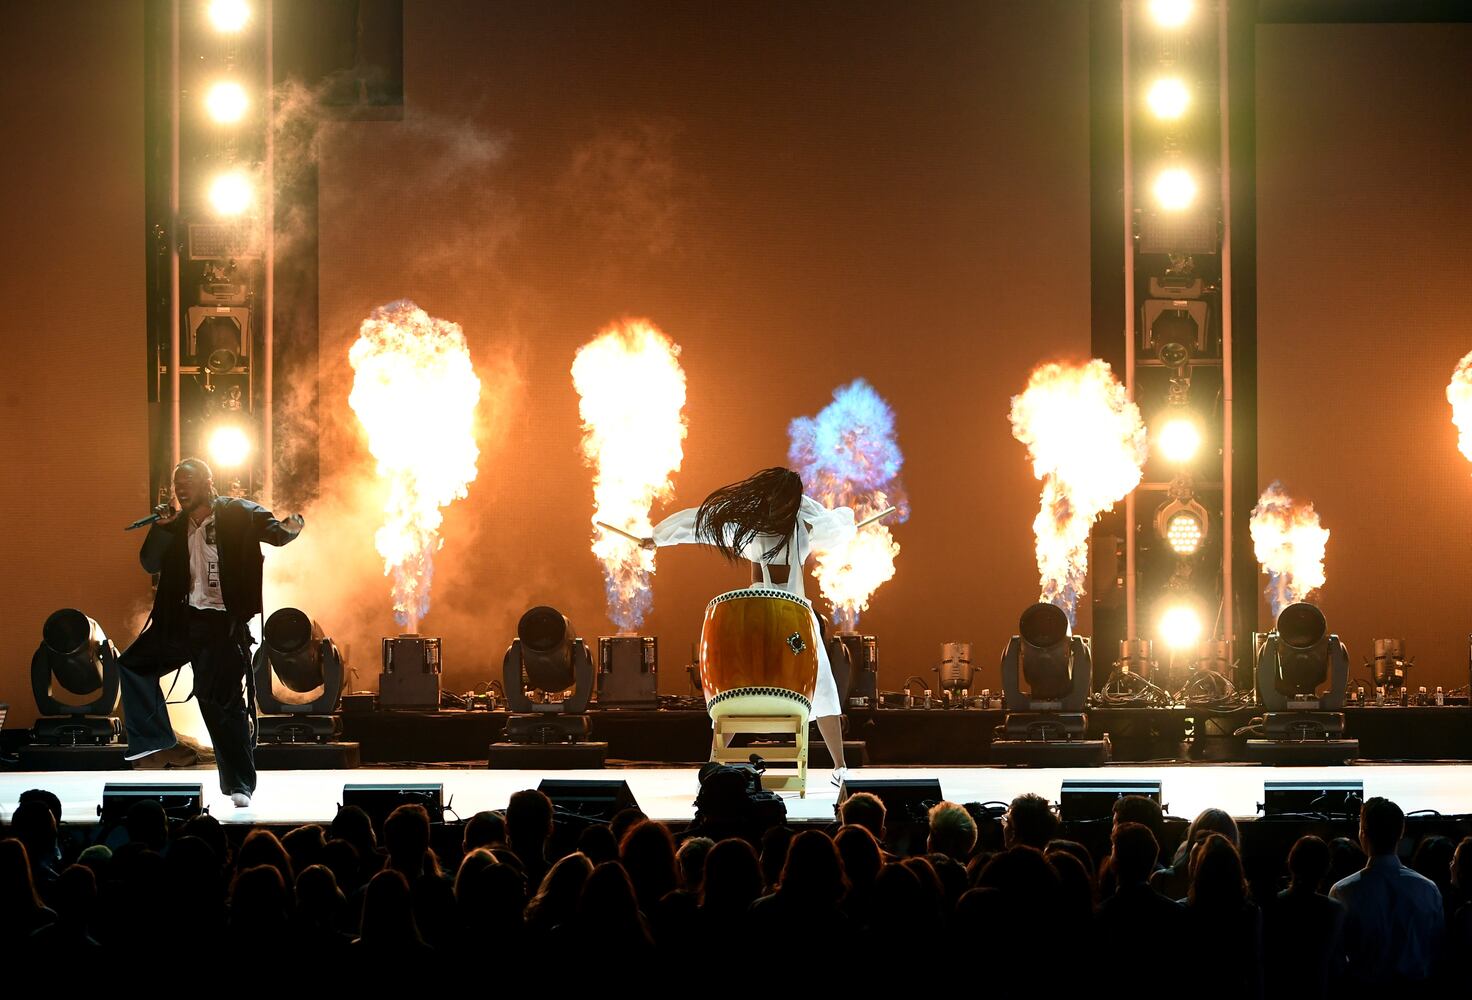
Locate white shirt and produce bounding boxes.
[1330,855,1444,982]
[187,513,226,611]
[651,495,856,602]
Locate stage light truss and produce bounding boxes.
[1105,0,1235,693]
[150,0,272,502]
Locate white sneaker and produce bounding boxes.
[230,792,252,808]
[830,766,848,788]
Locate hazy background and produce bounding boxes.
[2,3,1469,726]
[1256,22,1472,692]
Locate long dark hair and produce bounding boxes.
[696,467,805,563]
[1188,833,1247,911]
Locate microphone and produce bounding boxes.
[125,506,174,531]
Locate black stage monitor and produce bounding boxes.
[1058,779,1163,823]
[342,783,444,830]
[1262,780,1363,818]
[538,779,639,823]
[100,782,204,825]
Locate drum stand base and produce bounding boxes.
[711,714,808,797]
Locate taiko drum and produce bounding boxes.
[699,587,819,722]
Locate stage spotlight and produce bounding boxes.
[1146,77,1190,120]
[1148,0,1193,29]
[1155,496,1208,556]
[206,421,252,470]
[207,170,253,217]
[1159,603,1203,651]
[1157,415,1202,463]
[510,607,593,704]
[1249,602,1356,761]
[204,80,249,124]
[194,313,243,373]
[207,0,251,33]
[1017,602,1074,700]
[1153,167,1198,211]
[1165,511,1204,554]
[493,606,602,766]
[252,608,347,745]
[995,603,1102,764]
[260,609,339,695]
[30,609,122,745]
[1272,602,1336,696]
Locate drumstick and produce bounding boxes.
[596,520,646,544]
[855,505,899,530]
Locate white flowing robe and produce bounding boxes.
[651,495,856,719]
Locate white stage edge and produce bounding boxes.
[7,763,1472,826]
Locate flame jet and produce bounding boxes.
[1449,350,1472,466]
[1250,481,1330,617]
[572,319,688,631]
[348,300,482,632]
[1009,360,1147,628]
[788,378,909,631]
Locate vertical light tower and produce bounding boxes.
[147,0,269,503]
[1112,0,1233,701]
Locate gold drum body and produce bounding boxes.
[699,588,819,723]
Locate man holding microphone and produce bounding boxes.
[120,457,303,808]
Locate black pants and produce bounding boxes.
[119,607,257,797]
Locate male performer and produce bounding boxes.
[120,458,304,807]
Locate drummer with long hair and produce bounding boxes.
[644,467,856,786]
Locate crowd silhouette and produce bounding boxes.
[3,782,1471,993]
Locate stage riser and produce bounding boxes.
[337,707,1472,765]
[6,706,1469,767]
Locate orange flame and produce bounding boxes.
[572,319,688,630]
[1249,481,1329,617]
[1009,360,1147,625]
[812,493,900,630]
[1449,350,1472,465]
[348,300,481,632]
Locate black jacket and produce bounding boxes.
[139,497,298,635]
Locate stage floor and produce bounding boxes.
[7,762,1472,826]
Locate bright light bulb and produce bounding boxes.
[1157,416,1202,463]
[1147,77,1190,120]
[207,424,251,469]
[1160,604,1203,649]
[208,171,253,216]
[1154,167,1197,211]
[1148,0,1193,29]
[1165,512,1204,556]
[204,81,249,124]
[207,0,251,33]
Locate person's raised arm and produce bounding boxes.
[647,507,702,549]
[139,506,181,573]
[251,503,305,547]
[800,495,856,552]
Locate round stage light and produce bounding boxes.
[205,81,249,124]
[1160,604,1203,650]
[1157,416,1202,463]
[208,170,253,216]
[207,0,251,33]
[1148,0,1193,29]
[207,423,252,469]
[1165,510,1205,556]
[1153,167,1197,211]
[1147,77,1190,120]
